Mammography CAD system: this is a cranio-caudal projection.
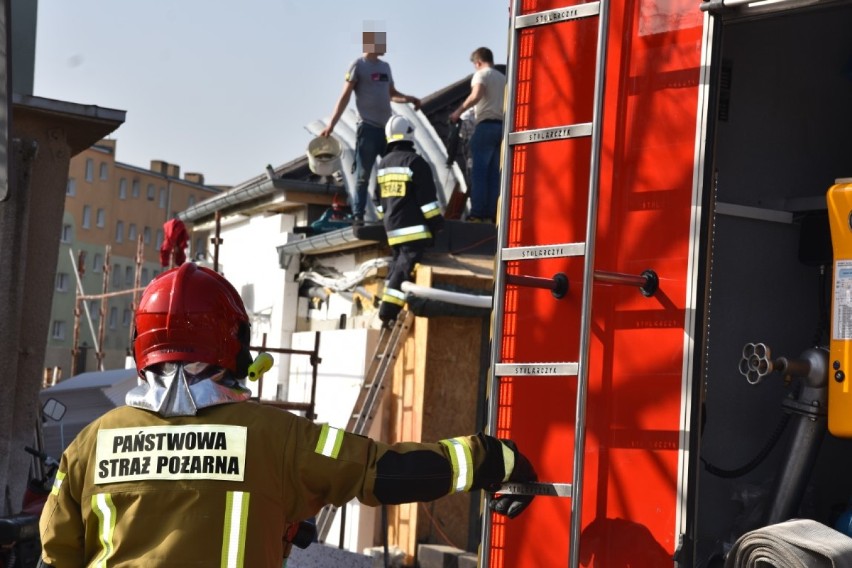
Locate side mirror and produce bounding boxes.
[42,398,66,422]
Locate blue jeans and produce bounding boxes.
[353,122,387,218]
[469,120,503,220]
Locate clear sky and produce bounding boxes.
[34,1,510,187]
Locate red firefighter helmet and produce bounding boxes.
[133,263,252,377]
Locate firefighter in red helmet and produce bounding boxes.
[38,263,536,568]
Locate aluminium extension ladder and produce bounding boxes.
[481,2,612,567]
[314,310,415,543]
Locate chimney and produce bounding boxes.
[97,138,117,154]
[150,160,168,174]
[184,172,205,185]
[167,164,180,178]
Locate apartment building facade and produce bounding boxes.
[44,139,222,380]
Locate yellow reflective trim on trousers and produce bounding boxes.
[388,232,432,246]
[91,493,117,568]
[439,438,473,493]
[382,293,406,307]
[221,491,250,568]
[315,424,344,459]
[51,471,66,496]
[386,223,432,246]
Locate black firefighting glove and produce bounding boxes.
[488,440,537,519]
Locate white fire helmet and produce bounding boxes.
[385,115,415,144]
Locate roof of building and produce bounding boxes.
[43,367,137,392]
[177,71,481,225]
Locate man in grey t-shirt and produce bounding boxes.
[320,31,421,223]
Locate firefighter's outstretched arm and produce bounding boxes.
[373,433,536,519]
[289,419,536,521]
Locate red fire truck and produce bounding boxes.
[482,0,852,566]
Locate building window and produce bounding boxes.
[96,208,106,228]
[194,237,205,260]
[99,162,108,180]
[115,220,124,243]
[66,178,76,196]
[93,252,103,273]
[143,226,151,244]
[132,179,141,198]
[188,195,196,207]
[60,224,72,243]
[112,264,121,288]
[55,272,69,292]
[128,223,137,241]
[159,187,167,209]
[109,307,118,329]
[142,267,149,284]
[51,321,66,340]
[146,184,155,201]
[85,158,94,182]
[119,178,128,200]
[81,205,92,229]
[122,308,131,327]
[125,266,133,286]
[156,229,164,249]
[88,300,99,320]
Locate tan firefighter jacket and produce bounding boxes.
[39,402,516,567]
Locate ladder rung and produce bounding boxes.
[515,2,601,29]
[495,362,579,376]
[497,481,573,497]
[501,242,585,262]
[508,122,593,146]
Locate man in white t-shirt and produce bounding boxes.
[450,47,506,223]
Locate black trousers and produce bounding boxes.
[379,243,426,323]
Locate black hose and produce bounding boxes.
[701,413,792,478]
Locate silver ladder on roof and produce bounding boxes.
[480,1,612,567]
[314,310,415,544]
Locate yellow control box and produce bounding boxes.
[827,179,852,437]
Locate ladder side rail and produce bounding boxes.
[344,324,394,431]
[318,313,414,543]
[480,0,525,563]
[352,313,411,435]
[346,316,400,434]
[569,0,611,566]
[355,312,414,435]
[318,325,394,543]
[354,321,402,433]
[315,504,337,543]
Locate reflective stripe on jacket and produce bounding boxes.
[375,142,444,246]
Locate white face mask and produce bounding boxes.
[126,362,251,417]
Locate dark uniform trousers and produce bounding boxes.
[379,243,426,324]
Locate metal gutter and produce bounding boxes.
[178,174,343,223]
[276,224,386,265]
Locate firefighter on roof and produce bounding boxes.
[375,114,445,326]
[38,262,535,568]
